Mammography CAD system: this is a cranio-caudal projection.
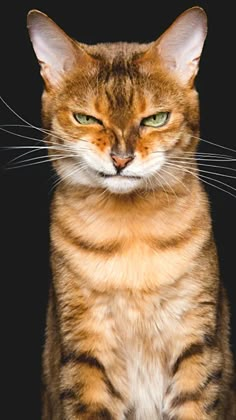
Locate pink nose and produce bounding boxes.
[111,154,134,170]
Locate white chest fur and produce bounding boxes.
[128,346,168,419]
[111,292,182,420]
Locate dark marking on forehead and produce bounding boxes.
[105,83,134,111]
[96,54,140,121]
[91,50,140,79]
[110,54,137,79]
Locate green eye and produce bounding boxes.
[74,113,102,125]
[141,112,169,128]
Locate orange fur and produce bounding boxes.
[27,7,236,420]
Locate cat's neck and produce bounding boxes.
[51,173,211,292]
[54,172,205,217]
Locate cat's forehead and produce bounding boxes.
[83,41,150,62]
[62,42,184,123]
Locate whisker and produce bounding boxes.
[171,157,236,162]
[0,96,71,144]
[160,165,191,194]
[169,159,236,172]
[184,151,231,157]
[165,162,236,199]
[6,155,76,170]
[7,148,47,166]
[180,166,236,180]
[198,175,236,199]
[190,154,233,160]
[2,141,90,168]
[145,173,157,195]
[2,144,90,153]
[152,150,232,159]
[0,96,59,140]
[0,127,70,150]
[0,126,75,149]
[155,171,175,202]
[1,145,53,150]
[169,159,236,178]
[183,152,231,158]
[184,151,231,155]
[0,95,38,126]
[0,97,89,146]
[166,161,236,190]
[193,135,236,155]
[3,145,62,165]
[0,126,45,143]
[7,153,74,165]
[50,163,86,192]
[196,172,236,192]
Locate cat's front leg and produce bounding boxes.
[59,350,127,420]
[163,339,224,420]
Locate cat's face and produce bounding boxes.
[28,8,207,194]
[42,56,199,194]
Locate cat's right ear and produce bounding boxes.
[27,10,91,89]
[139,7,207,87]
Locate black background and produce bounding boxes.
[0,1,235,419]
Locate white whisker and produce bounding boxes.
[0,96,72,145]
[3,145,64,165]
[50,163,86,192]
[186,167,236,180]
[198,175,236,199]
[193,135,236,154]
[154,172,173,203]
[9,153,74,165]
[152,150,232,159]
[196,172,236,192]
[169,159,236,173]
[6,155,76,170]
[0,124,31,128]
[0,126,45,143]
[0,126,75,149]
[165,162,236,199]
[0,97,89,146]
[166,161,236,186]
[2,145,53,150]
[171,157,236,162]
[161,165,190,194]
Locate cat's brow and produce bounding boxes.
[97,55,138,114]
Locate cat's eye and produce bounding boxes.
[74,113,102,125]
[141,112,169,128]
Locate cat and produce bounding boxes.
[27,7,236,419]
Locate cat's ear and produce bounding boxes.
[27,10,91,88]
[143,7,207,86]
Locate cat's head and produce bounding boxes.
[27,8,207,194]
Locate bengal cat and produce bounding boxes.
[27,7,236,419]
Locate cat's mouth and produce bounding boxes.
[98,172,142,180]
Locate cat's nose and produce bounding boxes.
[110,153,134,170]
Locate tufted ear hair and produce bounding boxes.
[27,10,92,88]
[143,7,207,86]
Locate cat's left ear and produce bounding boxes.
[142,7,207,86]
[27,10,92,89]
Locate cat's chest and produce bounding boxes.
[111,293,177,419]
[126,344,168,419]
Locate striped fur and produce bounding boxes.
[27,7,236,420]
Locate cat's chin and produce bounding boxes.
[101,175,143,194]
[55,162,143,194]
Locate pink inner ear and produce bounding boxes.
[27,10,78,86]
[155,7,207,85]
